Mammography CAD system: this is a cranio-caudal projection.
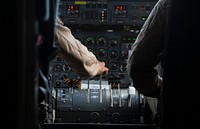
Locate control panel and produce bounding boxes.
[47,0,158,124]
[59,0,157,25]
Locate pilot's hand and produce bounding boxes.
[98,61,109,75]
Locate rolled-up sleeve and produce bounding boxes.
[54,18,101,78]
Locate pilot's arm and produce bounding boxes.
[54,17,108,78]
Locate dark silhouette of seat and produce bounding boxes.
[161,0,200,129]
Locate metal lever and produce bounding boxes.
[87,79,90,103]
[99,74,102,103]
[118,83,122,107]
[110,84,113,107]
[128,86,135,107]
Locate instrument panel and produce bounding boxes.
[46,0,158,124]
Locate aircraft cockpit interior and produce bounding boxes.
[6,0,199,129]
[37,0,159,129]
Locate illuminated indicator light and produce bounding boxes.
[56,81,61,86]
[120,6,123,10]
[67,5,76,10]
[101,11,105,21]
[75,1,86,5]
[115,6,118,10]
[116,5,125,11]
[71,5,74,10]
[141,17,146,21]
[67,5,70,10]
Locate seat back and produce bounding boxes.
[161,0,200,128]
